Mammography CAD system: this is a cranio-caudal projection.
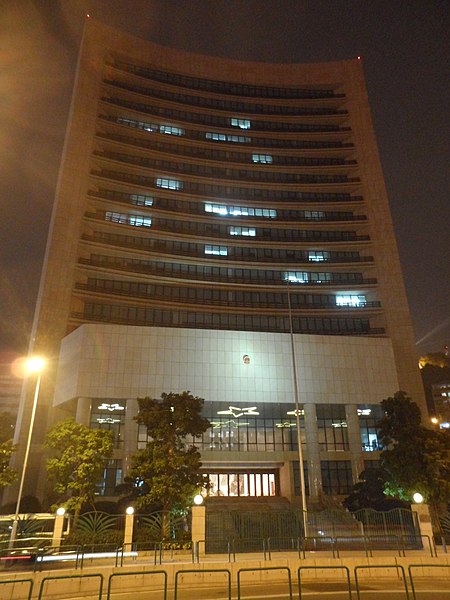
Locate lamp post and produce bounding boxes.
[9,356,46,548]
[286,282,308,537]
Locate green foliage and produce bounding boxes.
[0,439,17,488]
[65,511,122,547]
[129,391,210,515]
[378,391,450,504]
[44,418,114,516]
[135,511,188,542]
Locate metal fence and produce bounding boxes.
[205,507,421,554]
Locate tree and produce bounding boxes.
[378,391,450,516]
[0,411,17,489]
[44,418,113,518]
[129,391,210,526]
[0,439,17,489]
[343,466,407,512]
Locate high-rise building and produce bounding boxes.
[11,19,425,505]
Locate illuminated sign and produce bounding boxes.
[97,403,125,412]
[217,406,259,417]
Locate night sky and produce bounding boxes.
[1,0,449,364]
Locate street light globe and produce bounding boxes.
[413,492,424,504]
[126,506,135,515]
[25,356,47,374]
[193,494,204,506]
[56,507,66,516]
[430,417,439,425]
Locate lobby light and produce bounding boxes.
[9,356,46,547]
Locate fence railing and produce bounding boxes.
[4,564,448,600]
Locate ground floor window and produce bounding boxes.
[95,459,123,496]
[320,460,353,495]
[293,461,310,496]
[205,471,278,497]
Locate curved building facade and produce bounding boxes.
[12,19,425,505]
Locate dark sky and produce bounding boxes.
[1,0,449,364]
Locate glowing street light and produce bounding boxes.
[413,492,424,504]
[9,356,47,547]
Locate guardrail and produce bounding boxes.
[3,563,450,599]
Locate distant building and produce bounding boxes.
[10,19,426,506]
[0,366,22,418]
[419,350,450,427]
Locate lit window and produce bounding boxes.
[308,251,329,262]
[204,203,276,219]
[205,203,228,215]
[105,212,151,227]
[205,245,228,256]
[206,132,251,143]
[230,117,251,129]
[116,117,158,132]
[229,226,256,236]
[252,154,273,164]
[304,210,325,220]
[284,272,309,284]
[130,194,153,206]
[159,124,184,136]
[336,295,366,307]
[156,178,182,190]
[128,216,152,227]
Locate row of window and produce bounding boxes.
[204,203,277,218]
[105,114,353,150]
[92,189,364,223]
[115,117,185,136]
[83,277,370,309]
[102,127,357,170]
[96,400,382,456]
[89,230,370,265]
[142,215,369,243]
[81,302,376,334]
[107,78,346,117]
[94,168,360,203]
[104,96,349,133]
[104,211,152,227]
[86,254,373,287]
[97,150,356,186]
[112,59,343,100]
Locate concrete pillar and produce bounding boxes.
[411,503,434,548]
[191,505,206,557]
[303,403,321,498]
[123,508,135,550]
[76,397,91,426]
[345,405,364,481]
[51,509,66,549]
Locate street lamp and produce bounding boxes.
[9,356,46,547]
[286,282,308,536]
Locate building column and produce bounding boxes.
[76,397,91,426]
[303,403,322,499]
[345,405,364,482]
[123,398,139,476]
